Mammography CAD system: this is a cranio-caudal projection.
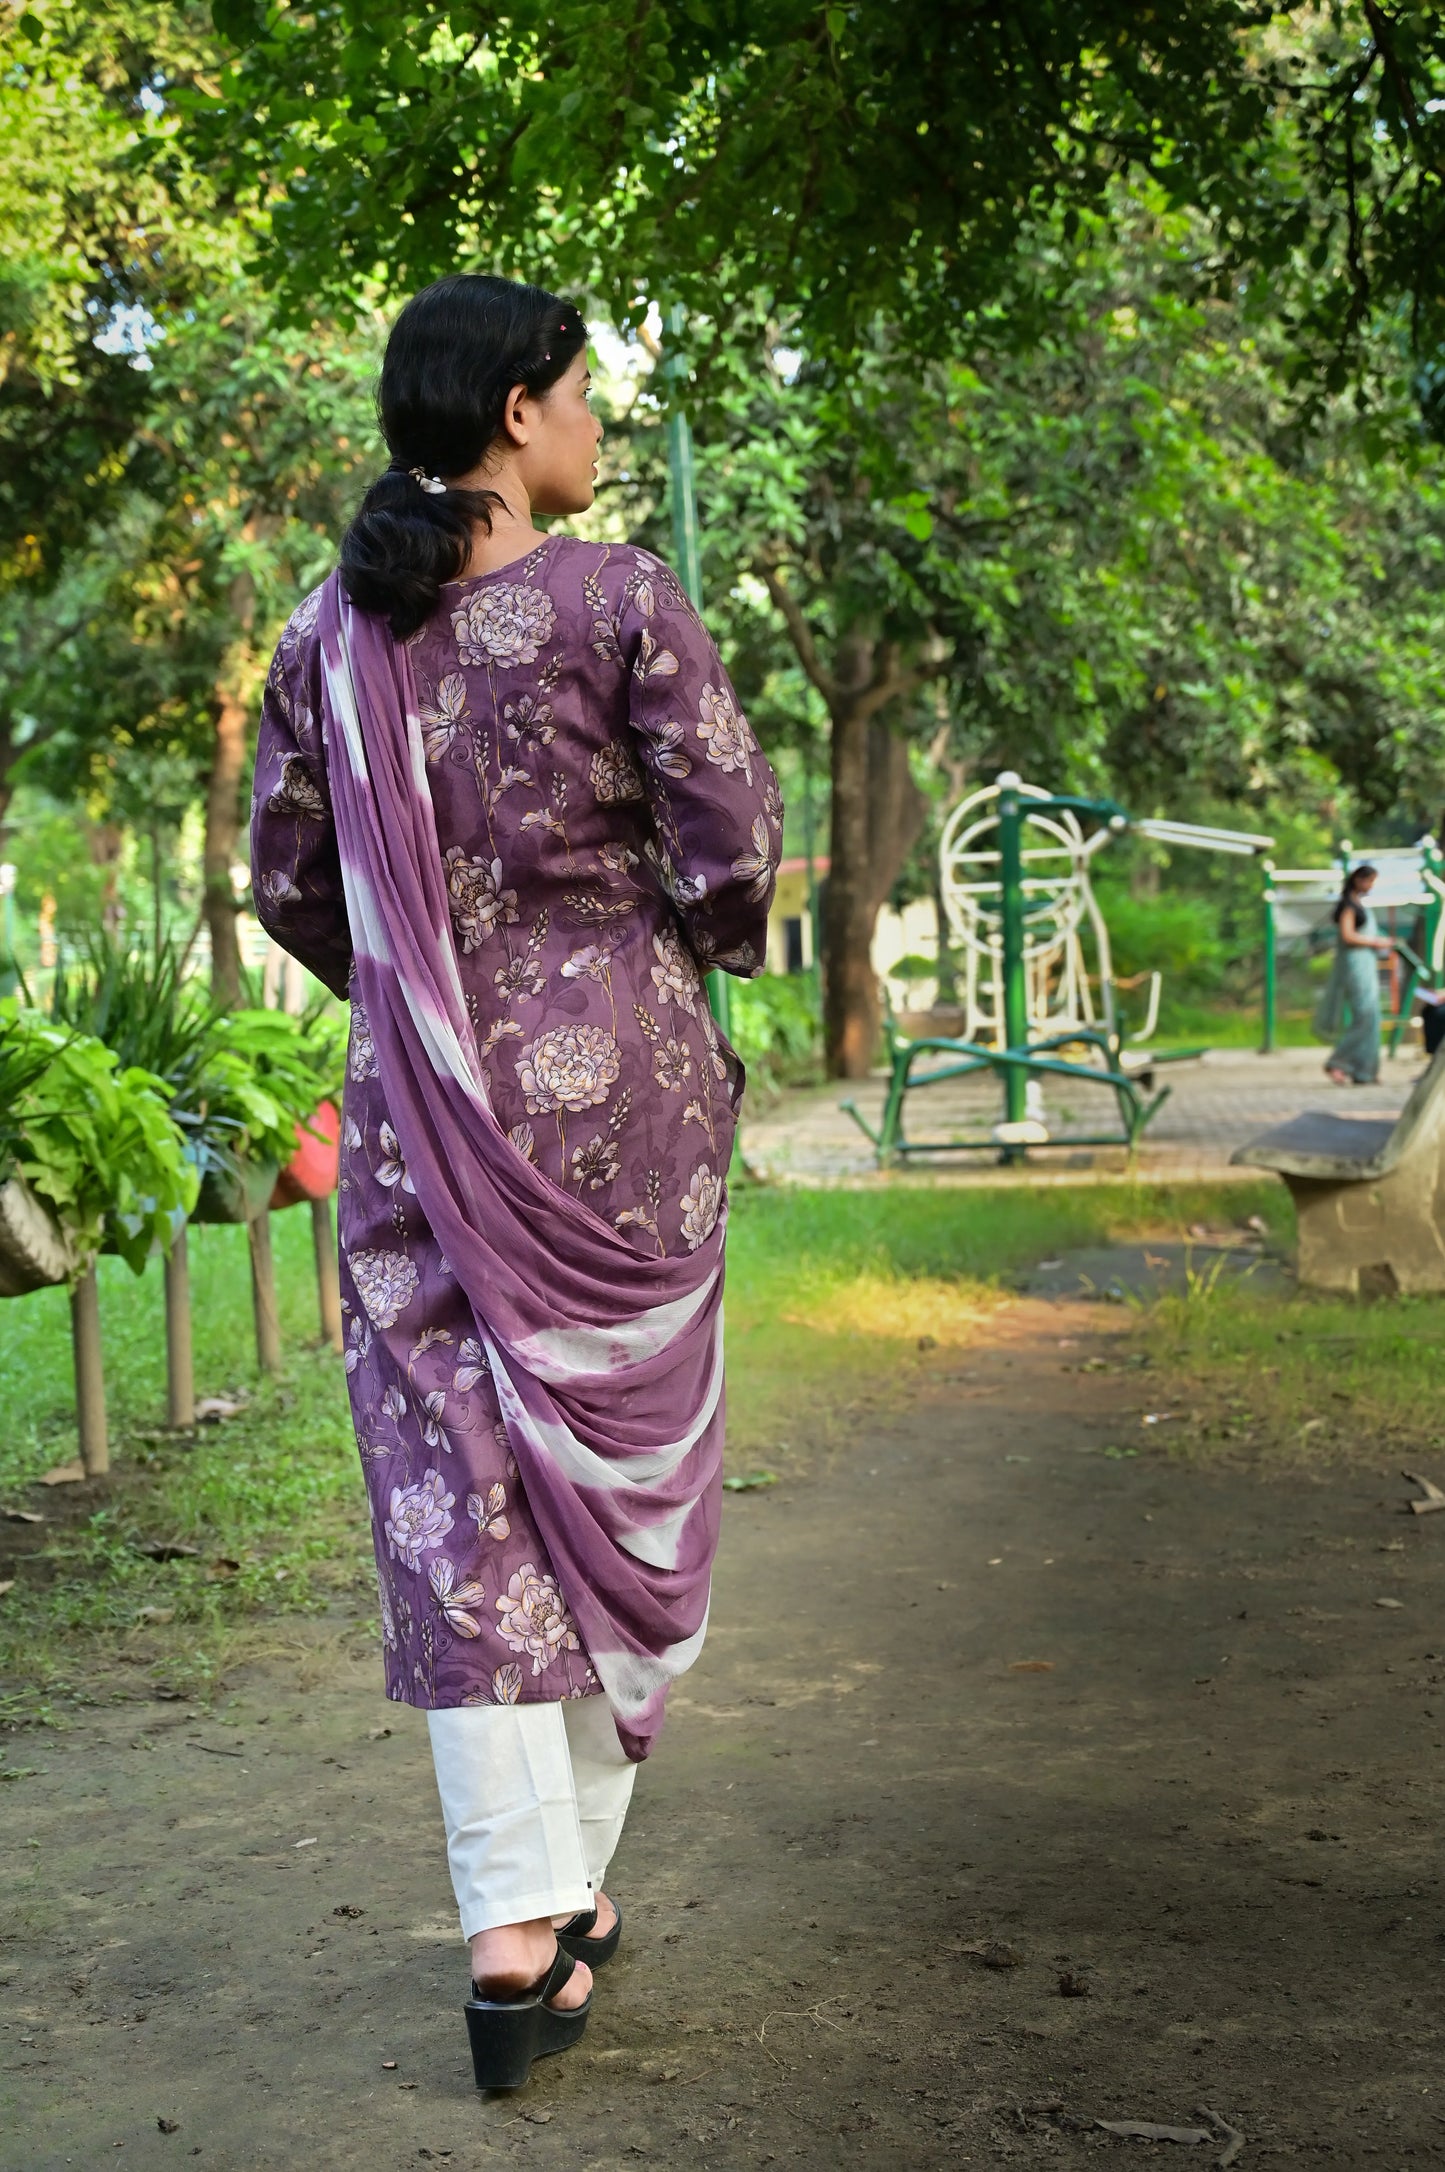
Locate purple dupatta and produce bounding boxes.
[316,573,726,1759]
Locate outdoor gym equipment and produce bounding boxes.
[1261,838,1445,1056]
[842,771,1272,1165]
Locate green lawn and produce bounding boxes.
[0,1177,1302,1723]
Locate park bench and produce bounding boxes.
[1232,1049,1445,1294]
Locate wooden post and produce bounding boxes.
[70,1262,108,1477]
[164,1225,196,1427]
[248,1209,281,1374]
[311,1196,343,1352]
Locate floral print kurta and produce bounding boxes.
[251,537,782,1708]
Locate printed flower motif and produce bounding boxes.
[443,847,519,951]
[269,754,325,818]
[468,1481,511,1542]
[375,1120,415,1193]
[636,717,692,780]
[561,942,614,983]
[455,1337,489,1391]
[645,839,707,908]
[598,841,639,874]
[516,1024,621,1115]
[260,869,302,908]
[378,1576,399,1652]
[351,1249,420,1328]
[571,1133,622,1191]
[589,741,645,805]
[344,1317,372,1374]
[731,815,775,902]
[680,1163,723,1250]
[451,583,556,668]
[695,681,755,780]
[491,1663,523,1705]
[502,692,556,748]
[349,1003,379,1080]
[419,672,469,762]
[381,1384,408,1424]
[385,1469,455,1571]
[494,1564,582,1676]
[505,1122,536,1164]
[652,1037,693,1092]
[429,1557,487,1638]
[419,1388,451,1453]
[650,929,701,1013]
[284,586,323,644]
[633,629,680,683]
[494,953,546,1003]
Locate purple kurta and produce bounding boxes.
[251,537,781,1715]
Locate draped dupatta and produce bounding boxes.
[316,575,727,1758]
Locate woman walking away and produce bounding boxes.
[250,275,781,2090]
[1316,863,1392,1085]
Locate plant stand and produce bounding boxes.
[311,1196,343,1352]
[247,1209,282,1375]
[164,1226,195,1427]
[69,1263,109,1476]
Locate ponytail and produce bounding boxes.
[338,275,587,640]
[1333,863,1377,923]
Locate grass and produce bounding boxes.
[0,1175,1317,1724]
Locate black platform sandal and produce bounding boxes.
[556,1896,623,1969]
[464,1942,591,2091]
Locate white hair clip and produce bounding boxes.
[408,467,446,495]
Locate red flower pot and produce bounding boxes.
[270,1099,340,1208]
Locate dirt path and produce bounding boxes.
[4,1282,1444,2169]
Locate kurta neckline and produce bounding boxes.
[442,534,561,589]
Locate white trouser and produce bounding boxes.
[427,1695,638,1941]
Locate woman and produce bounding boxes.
[250,275,781,2089]
[1317,863,1392,1085]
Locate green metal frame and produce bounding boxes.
[841,779,1177,1166]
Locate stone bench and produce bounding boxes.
[1232,1052,1445,1294]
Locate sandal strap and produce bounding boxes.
[558,1905,598,1940]
[471,1939,578,2006]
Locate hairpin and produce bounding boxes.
[408,467,446,495]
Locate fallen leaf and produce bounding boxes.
[136,1606,175,1625]
[157,2117,180,2135]
[1010,1660,1055,1673]
[333,1904,364,1918]
[722,1470,778,1492]
[1375,1597,1405,1610]
[381,2059,396,2069]
[0,1581,13,1598]
[2,1508,43,1524]
[1057,1969,1090,1997]
[293,1836,318,1848]
[521,2108,553,2123]
[132,1540,201,1562]
[965,1939,1024,1970]
[368,1726,392,1741]
[38,1461,85,1485]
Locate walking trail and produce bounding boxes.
[3,1268,1442,2168]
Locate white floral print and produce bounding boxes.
[268,754,325,818]
[650,929,701,1013]
[516,1024,621,1115]
[589,741,645,804]
[494,1564,582,1675]
[680,1163,723,1250]
[451,583,556,668]
[571,1133,622,1190]
[696,681,755,780]
[444,847,518,951]
[385,1469,455,1571]
[349,1003,379,1081]
[429,1556,487,1637]
[351,1249,420,1328]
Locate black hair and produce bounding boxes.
[1333,863,1377,922]
[338,274,588,639]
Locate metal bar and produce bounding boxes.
[164,1225,195,1428]
[1262,870,1277,1054]
[996,777,1029,1129]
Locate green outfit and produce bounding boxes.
[1314,902,1381,1083]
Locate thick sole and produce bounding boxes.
[557,1898,623,1970]
[464,1985,590,2091]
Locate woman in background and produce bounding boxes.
[1318,863,1392,1085]
[250,274,781,2089]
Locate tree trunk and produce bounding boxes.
[203,683,248,1008]
[823,701,928,1079]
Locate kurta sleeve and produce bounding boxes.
[249,629,354,1001]
[619,557,783,977]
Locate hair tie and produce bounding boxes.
[408,466,446,495]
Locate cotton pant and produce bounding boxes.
[427,1695,638,1941]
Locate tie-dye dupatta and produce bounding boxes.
[316,575,725,1759]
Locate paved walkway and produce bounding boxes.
[741,1044,1415,1185]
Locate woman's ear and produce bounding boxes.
[501,380,533,447]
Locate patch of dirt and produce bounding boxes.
[3,1290,1444,2168]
